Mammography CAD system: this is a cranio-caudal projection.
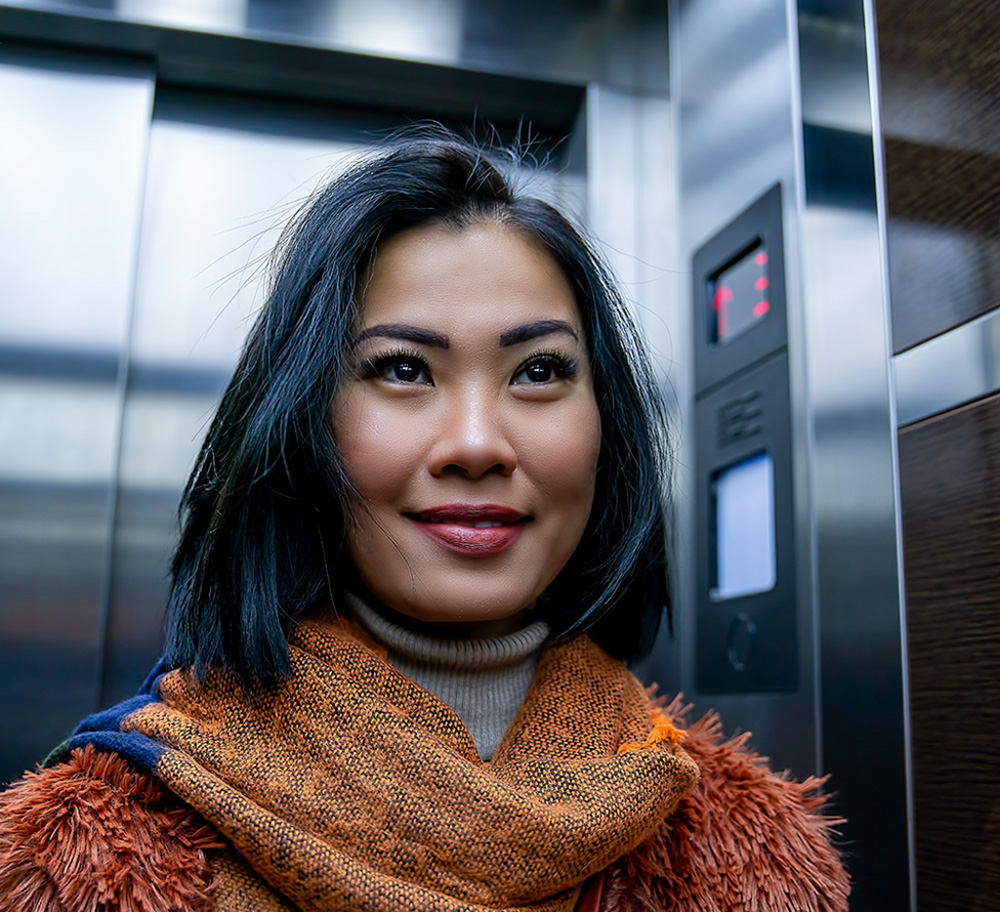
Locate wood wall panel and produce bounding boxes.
[876,0,1000,353]
[898,392,1000,911]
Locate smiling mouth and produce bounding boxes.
[405,504,529,525]
[406,514,528,529]
[411,517,509,528]
[404,505,530,556]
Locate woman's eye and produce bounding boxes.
[386,358,426,383]
[519,360,555,383]
[364,354,432,385]
[512,354,578,385]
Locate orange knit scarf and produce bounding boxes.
[119,617,699,911]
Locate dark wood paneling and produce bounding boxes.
[884,138,1000,354]
[898,391,1000,912]
[876,0,1000,353]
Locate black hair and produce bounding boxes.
[166,131,671,688]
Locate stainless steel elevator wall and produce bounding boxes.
[0,59,586,781]
[0,0,668,93]
[100,94,393,707]
[668,0,911,905]
[0,45,153,778]
[670,0,818,779]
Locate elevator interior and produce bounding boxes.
[3,1,998,909]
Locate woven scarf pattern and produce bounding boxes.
[87,620,699,911]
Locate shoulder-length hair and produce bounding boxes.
[166,133,671,688]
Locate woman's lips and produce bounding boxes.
[405,505,529,556]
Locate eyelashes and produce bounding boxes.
[358,347,431,384]
[512,350,580,384]
[357,347,580,386]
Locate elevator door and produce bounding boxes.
[101,91,402,705]
[1,60,578,783]
[0,46,153,782]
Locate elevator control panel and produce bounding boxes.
[693,184,797,693]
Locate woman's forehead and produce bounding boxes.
[357,221,583,336]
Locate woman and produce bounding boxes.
[0,136,848,911]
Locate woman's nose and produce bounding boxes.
[427,387,517,480]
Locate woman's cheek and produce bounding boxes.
[520,401,601,492]
[334,395,410,495]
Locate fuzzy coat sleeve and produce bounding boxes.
[602,697,850,912]
[0,745,224,912]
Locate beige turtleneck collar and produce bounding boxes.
[344,593,550,761]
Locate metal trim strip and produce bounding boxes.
[863,0,917,904]
[894,307,1000,426]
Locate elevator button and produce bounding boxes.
[727,613,756,671]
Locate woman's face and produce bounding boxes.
[333,221,602,632]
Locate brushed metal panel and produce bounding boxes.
[0,46,153,783]
[671,0,912,904]
[801,6,911,905]
[103,97,390,704]
[0,0,670,93]
[582,85,681,694]
[894,306,1000,426]
[670,0,818,782]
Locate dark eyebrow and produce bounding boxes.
[499,320,580,347]
[353,323,450,349]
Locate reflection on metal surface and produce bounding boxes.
[129,101,368,370]
[672,0,912,904]
[894,307,1000,426]
[671,0,815,779]
[117,0,248,31]
[118,0,465,75]
[584,85,676,384]
[0,381,120,484]
[801,7,911,905]
[6,0,245,32]
[328,0,463,62]
[116,393,223,490]
[798,14,871,134]
[0,54,149,349]
[0,46,154,783]
[800,6,911,906]
[103,96,391,705]
[0,0,670,92]
[582,84,680,693]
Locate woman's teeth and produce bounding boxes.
[419,517,504,528]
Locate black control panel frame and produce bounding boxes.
[692,182,797,694]
[694,353,797,693]
[693,183,786,397]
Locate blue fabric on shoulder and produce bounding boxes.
[66,655,174,773]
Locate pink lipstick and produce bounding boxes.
[405,504,529,556]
